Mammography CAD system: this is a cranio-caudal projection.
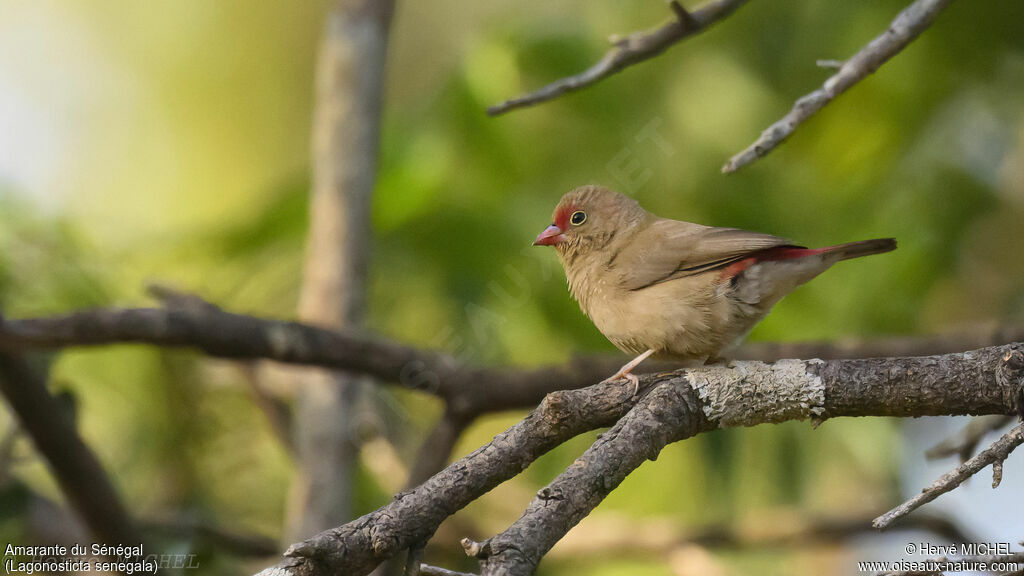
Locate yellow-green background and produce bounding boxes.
[0,0,1022,574]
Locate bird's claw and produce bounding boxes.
[624,372,640,398]
[602,370,641,398]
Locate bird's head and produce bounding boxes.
[533,186,646,257]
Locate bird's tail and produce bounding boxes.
[827,238,897,261]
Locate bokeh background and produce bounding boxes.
[1,0,1023,574]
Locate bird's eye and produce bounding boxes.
[570,211,587,226]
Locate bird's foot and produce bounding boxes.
[624,372,640,398]
[603,349,655,399]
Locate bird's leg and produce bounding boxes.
[604,349,656,397]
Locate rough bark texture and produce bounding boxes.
[473,380,711,575]
[257,342,1024,576]
[266,381,640,576]
[287,0,394,541]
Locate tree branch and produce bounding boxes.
[874,421,1024,530]
[471,346,1023,575]
[486,0,751,116]
[262,380,635,576]
[3,304,1020,419]
[722,0,955,173]
[287,0,395,540]
[257,342,1024,576]
[0,351,137,544]
[925,414,1014,462]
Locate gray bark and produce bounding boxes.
[287,0,395,541]
[258,342,1024,576]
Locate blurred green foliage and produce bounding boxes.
[0,0,1022,574]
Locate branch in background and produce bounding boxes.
[0,303,658,417]
[3,302,1022,420]
[406,411,473,488]
[0,351,137,545]
[486,0,751,116]
[874,421,1024,530]
[140,517,278,558]
[722,0,955,173]
[287,0,396,541]
[238,363,295,455]
[925,414,1014,462]
[257,342,1024,576]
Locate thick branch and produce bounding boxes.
[259,381,638,576]
[722,0,955,173]
[487,0,750,116]
[0,351,137,544]
[471,347,1024,575]
[258,342,1024,576]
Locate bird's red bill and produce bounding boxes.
[533,224,565,246]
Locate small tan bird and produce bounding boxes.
[534,185,896,394]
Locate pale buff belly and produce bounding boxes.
[579,274,767,361]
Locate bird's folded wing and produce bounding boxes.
[613,218,793,291]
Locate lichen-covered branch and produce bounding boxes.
[258,342,1024,576]
[487,0,751,116]
[722,0,955,173]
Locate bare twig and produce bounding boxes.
[487,0,751,116]
[722,0,955,173]
[873,422,1024,530]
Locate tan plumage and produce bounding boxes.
[535,185,896,367]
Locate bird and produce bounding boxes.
[533,185,896,395]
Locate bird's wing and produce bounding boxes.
[612,218,794,291]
